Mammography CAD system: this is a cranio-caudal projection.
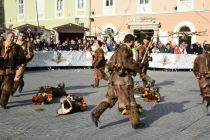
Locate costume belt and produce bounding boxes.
[113,64,132,76]
[199,71,210,78]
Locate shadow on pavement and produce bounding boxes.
[99,101,189,129]
[21,89,39,93]
[65,85,107,90]
[14,91,37,97]
[8,99,32,108]
[141,101,189,128]
[99,118,129,129]
[160,96,166,102]
[15,90,97,98]
[86,105,96,111]
[156,80,175,87]
[67,91,97,96]
[65,85,92,90]
[189,89,200,93]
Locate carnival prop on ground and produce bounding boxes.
[32,83,67,105]
[134,82,161,103]
[57,95,87,115]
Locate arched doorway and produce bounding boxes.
[173,21,196,45]
[134,30,154,44]
[104,27,114,41]
[178,26,191,45]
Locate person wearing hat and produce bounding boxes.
[91,40,108,88]
[193,44,210,114]
[11,31,34,95]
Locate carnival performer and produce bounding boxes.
[91,40,108,88]
[91,34,143,129]
[193,44,210,114]
[135,37,155,87]
[11,31,34,95]
[0,32,25,109]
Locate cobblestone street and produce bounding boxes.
[0,69,210,140]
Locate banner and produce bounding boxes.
[27,51,197,69]
[149,53,197,69]
[27,51,89,67]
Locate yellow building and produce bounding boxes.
[0,0,5,31]
[4,0,91,41]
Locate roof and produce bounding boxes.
[53,23,89,33]
[13,24,52,33]
[0,27,14,33]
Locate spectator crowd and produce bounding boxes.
[0,35,206,54]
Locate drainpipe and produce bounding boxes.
[89,0,91,35]
[35,0,39,27]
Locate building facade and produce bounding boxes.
[91,0,210,45]
[4,0,91,41]
[0,0,5,28]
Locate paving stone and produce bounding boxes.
[0,69,209,140]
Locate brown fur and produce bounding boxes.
[193,53,210,96]
[39,83,67,98]
[92,47,108,87]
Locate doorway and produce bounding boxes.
[134,30,154,44]
[178,26,191,45]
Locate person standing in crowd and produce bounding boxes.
[193,44,210,114]
[55,39,63,51]
[11,31,34,96]
[135,38,155,87]
[0,32,25,109]
[196,43,203,54]
[91,34,142,129]
[164,43,174,53]
[151,42,160,53]
[174,45,181,54]
[106,39,114,52]
[69,39,79,51]
[179,42,187,54]
[186,44,196,54]
[91,40,108,88]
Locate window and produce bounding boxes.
[138,0,151,13]
[37,0,44,15]
[78,0,84,9]
[76,0,86,16]
[57,0,64,11]
[56,0,64,17]
[106,0,113,7]
[103,0,115,15]
[140,0,149,4]
[177,0,193,11]
[18,0,24,15]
